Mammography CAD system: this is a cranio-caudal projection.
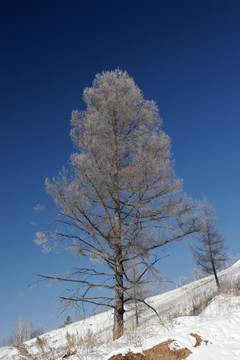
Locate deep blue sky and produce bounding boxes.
[1,0,240,340]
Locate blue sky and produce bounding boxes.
[1,0,240,340]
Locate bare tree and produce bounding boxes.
[125,263,152,327]
[35,69,199,339]
[0,317,45,346]
[191,198,228,288]
[13,317,32,344]
[30,325,45,339]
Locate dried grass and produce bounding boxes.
[12,342,30,359]
[63,328,103,359]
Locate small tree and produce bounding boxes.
[125,264,150,327]
[35,69,199,339]
[63,315,72,326]
[191,198,228,287]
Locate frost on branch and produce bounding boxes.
[35,69,201,340]
[34,232,48,245]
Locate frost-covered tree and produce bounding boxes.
[13,317,32,344]
[1,317,45,345]
[191,198,228,287]
[125,264,150,327]
[35,69,199,339]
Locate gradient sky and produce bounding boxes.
[1,0,240,340]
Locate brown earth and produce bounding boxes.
[109,333,205,360]
[144,339,191,360]
[191,333,209,347]
[109,352,145,360]
[190,333,203,347]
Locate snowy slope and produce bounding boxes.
[1,261,240,360]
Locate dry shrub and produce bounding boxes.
[32,336,56,360]
[63,328,103,359]
[219,277,240,296]
[84,328,101,349]
[12,342,30,358]
[12,337,53,360]
[124,317,144,348]
[190,292,215,316]
[158,315,165,326]
[35,336,47,354]
[63,331,78,357]
[189,274,240,316]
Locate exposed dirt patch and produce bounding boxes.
[109,339,192,360]
[109,352,145,359]
[190,333,203,347]
[190,333,209,346]
[144,339,191,360]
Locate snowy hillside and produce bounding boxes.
[1,261,240,360]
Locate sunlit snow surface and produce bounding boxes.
[1,261,240,360]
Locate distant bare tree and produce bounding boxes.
[30,325,45,339]
[0,317,45,346]
[35,69,199,339]
[191,198,228,287]
[13,317,32,344]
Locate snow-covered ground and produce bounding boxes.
[1,261,240,359]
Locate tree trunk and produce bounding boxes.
[113,204,124,340]
[113,256,124,340]
[135,300,139,327]
[209,236,220,288]
[211,259,220,288]
[112,117,126,340]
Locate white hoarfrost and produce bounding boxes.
[1,261,240,359]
